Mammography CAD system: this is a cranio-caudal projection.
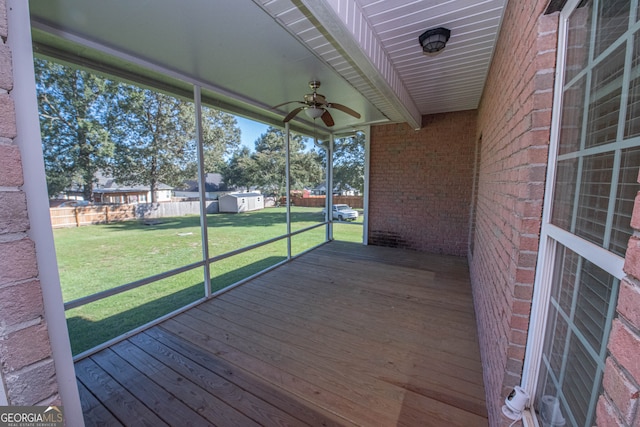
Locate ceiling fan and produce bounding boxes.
[273,80,361,127]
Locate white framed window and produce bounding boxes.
[524,0,640,426]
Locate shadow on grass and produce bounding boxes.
[67,256,286,356]
[208,209,324,228]
[100,208,324,233]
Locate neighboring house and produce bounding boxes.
[92,171,172,204]
[93,180,172,204]
[55,171,173,204]
[53,181,85,201]
[180,172,229,193]
[175,173,231,200]
[312,181,360,196]
[219,192,264,213]
[3,1,640,427]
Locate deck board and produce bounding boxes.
[77,381,124,427]
[76,358,168,427]
[76,241,488,426]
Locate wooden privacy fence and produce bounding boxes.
[50,201,218,228]
[50,205,135,228]
[286,195,363,208]
[50,198,363,228]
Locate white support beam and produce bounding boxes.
[7,1,83,423]
[328,134,335,241]
[194,86,212,297]
[285,122,292,259]
[363,127,371,245]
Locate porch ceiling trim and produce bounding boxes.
[254,0,422,130]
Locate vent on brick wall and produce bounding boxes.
[369,231,410,249]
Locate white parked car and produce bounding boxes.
[323,204,359,221]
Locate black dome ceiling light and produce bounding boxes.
[419,27,451,54]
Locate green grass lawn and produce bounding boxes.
[54,206,363,354]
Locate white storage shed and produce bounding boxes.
[219,192,264,213]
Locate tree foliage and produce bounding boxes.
[200,106,241,174]
[221,146,253,190]
[109,88,194,202]
[35,58,117,199]
[108,88,242,202]
[35,57,337,204]
[223,127,323,197]
[316,132,365,194]
[34,58,241,201]
[333,132,365,194]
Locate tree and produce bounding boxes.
[333,132,365,194]
[316,132,365,194]
[34,58,116,199]
[198,105,242,175]
[110,87,241,202]
[222,146,253,190]
[223,127,323,198]
[109,88,191,202]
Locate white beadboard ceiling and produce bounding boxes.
[28,0,506,135]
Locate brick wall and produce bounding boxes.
[471,1,558,425]
[0,0,60,405]
[368,110,476,256]
[596,173,640,426]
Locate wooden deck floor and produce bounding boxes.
[76,241,488,426]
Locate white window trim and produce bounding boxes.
[521,0,576,402]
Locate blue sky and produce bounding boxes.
[235,115,316,152]
[235,116,270,151]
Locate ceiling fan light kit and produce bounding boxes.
[272,80,361,127]
[305,107,325,119]
[419,27,451,54]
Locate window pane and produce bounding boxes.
[535,362,558,403]
[625,31,640,138]
[535,246,617,427]
[563,334,598,426]
[586,45,625,148]
[594,0,630,58]
[545,303,567,380]
[559,76,587,155]
[610,147,640,255]
[551,158,579,230]
[575,153,614,246]
[553,246,580,315]
[565,1,593,82]
[574,260,616,351]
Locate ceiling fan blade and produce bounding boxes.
[328,103,361,119]
[321,110,334,127]
[272,100,305,109]
[283,106,305,123]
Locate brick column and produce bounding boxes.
[596,172,640,426]
[0,0,61,405]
